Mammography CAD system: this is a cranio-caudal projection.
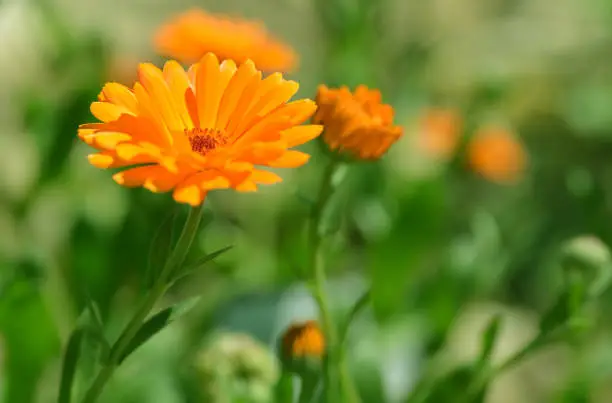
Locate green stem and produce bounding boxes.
[80,205,204,403]
[298,373,319,403]
[308,158,360,403]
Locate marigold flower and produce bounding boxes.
[418,108,462,160]
[313,85,402,160]
[281,320,325,359]
[154,9,297,72]
[467,126,526,183]
[79,53,322,206]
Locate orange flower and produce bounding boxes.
[418,108,462,159]
[313,85,402,160]
[467,126,526,183]
[281,320,325,359]
[79,53,322,206]
[154,9,297,72]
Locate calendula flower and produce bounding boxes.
[280,320,325,360]
[467,126,526,183]
[417,108,462,160]
[314,85,402,159]
[154,9,297,72]
[79,53,322,206]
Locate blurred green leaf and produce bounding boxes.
[58,328,84,403]
[369,179,447,321]
[419,366,486,403]
[146,209,179,288]
[478,315,501,366]
[117,296,200,364]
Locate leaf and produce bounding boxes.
[172,245,234,284]
[478,315,501,366]
[117,296,201,364]
[58,328,84,403]
[146,209,179,288]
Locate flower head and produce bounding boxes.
[467,126,526,183]
[418,108,462,160]
[154,9,297,72]
[79,53,322,206]
[280,320,325,360]
[314,85,402,160]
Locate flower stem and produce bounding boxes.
[80,205,204,403]
[308,158,360,403]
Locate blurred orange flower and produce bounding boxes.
[79,53,322,206]
[281,320,325,359]
[154,9,297,72]
[418,109,462,160]
[467,126,526,183]
[313,85,402,160]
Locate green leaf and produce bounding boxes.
[146,209,179,288]
[478,315,501,366]
[117,296,201,364]
[172,245,234,283]
[58,328,84,403]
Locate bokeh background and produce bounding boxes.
[3,0,612,402]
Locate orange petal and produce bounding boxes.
[235,180,258,192]
[133,82,173,148]
[196,55,237,130]
[173,173,209,206]
[99,83,138,114]
[281,125,323,148]
[162,60,194,130]
[113,165,168,187]
[144,170,186,193]
[81,131,132,150]
[235,74,299,136]
[217,60,258,131]
[267,150,310,168]
[250,169,282,184]
[225,67,262,138]
[91,102,124,122]
[138,63,186,134]
[87,152,131,168]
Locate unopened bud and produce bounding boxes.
[279,320,326,374]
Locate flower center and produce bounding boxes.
[185,128,228,155]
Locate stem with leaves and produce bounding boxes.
[308,158,360,403]
[79,205,204,403]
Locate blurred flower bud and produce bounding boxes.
[417,108,462,161]
[560,236,612,298]
[193,332,279,403]
[279,320,326,374]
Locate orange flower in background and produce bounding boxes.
[79,53,322,206]
[281,320,325,359]
[418,108,462,159]
[154,9,297,72]
[314,85,402,159]
[467,126,526,183]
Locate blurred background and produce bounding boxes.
[3,0,612,402]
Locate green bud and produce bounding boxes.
[277,320,326,376]
[192,332,279,403]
